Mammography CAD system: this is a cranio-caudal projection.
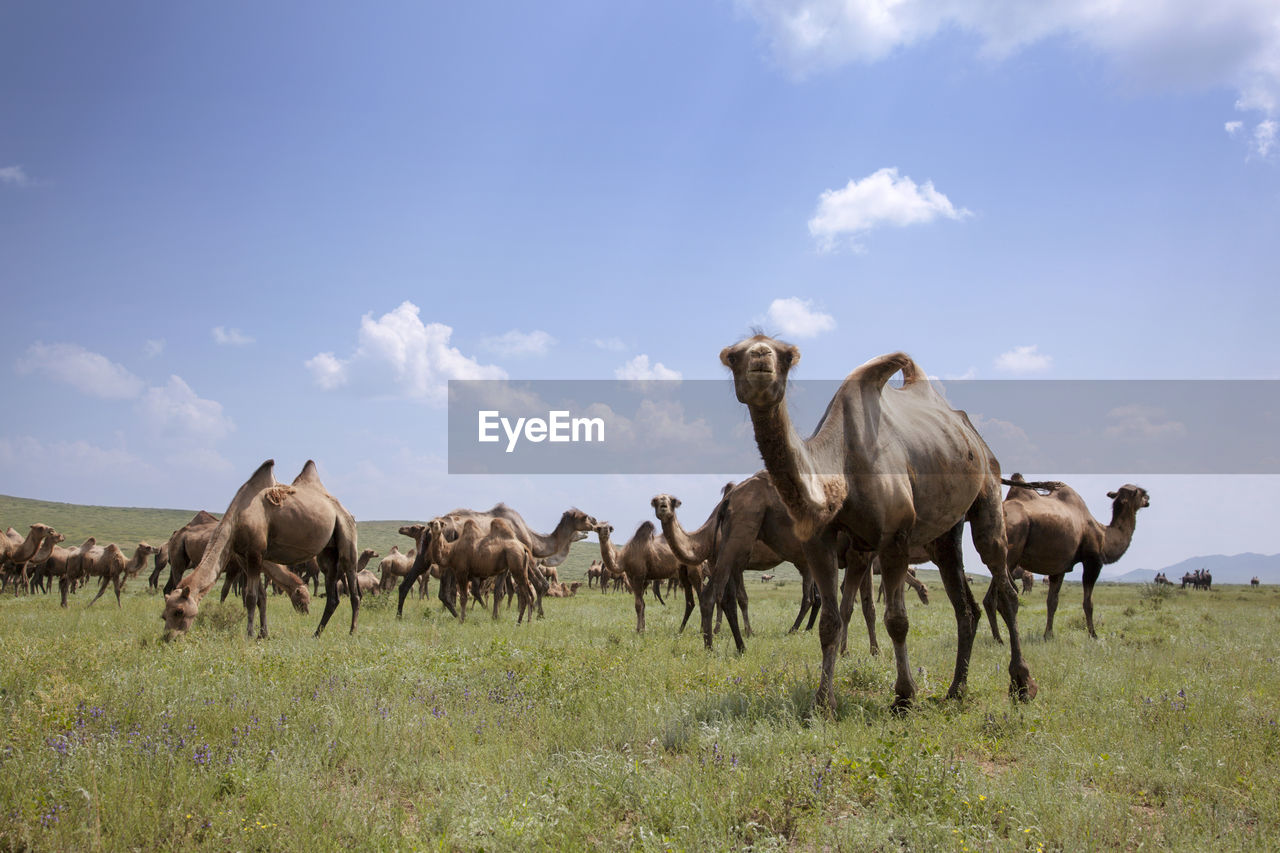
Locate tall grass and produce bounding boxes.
[2,568,1276,850]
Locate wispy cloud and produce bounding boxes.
[994,344,1052,374]
[1105,404,1187,440]
[615,354,681,380]
[140,375,235,442]
[306,300,505,405]
[809,168,969,250]
[592,337,627,352]
[144,339,166,358]
[0,165,31,188]
[15,342,146,399]
[739,1,1280,140]
[481,329,555,356]
[212,326,254,346]
[764,297,836,338]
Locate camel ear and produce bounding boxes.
[719,346,738,368]
[650,496,660,509]
[778,343,800,370]
[1106,491,1118,499]
[673,497,681,509]
[179,588,191,599]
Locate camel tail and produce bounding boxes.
[1001,476,1064,494]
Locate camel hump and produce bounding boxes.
[634,520,656,542]
[721,481,736,498]
[489,518,513,535]
[854,351,926,390]
[190,510,219,525]
[292,459,324,488]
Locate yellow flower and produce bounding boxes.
[978,795,986,801]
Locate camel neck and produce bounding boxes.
[1101,502,1139,564]
[747,400,838,539]
[660,508,716,566]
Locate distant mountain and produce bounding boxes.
[1109,553,1280,585]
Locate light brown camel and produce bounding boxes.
[397,507,596,620]
[594,520,701,633]
[721,335,1034,711]
[82,542,159,607]
[15,529,66,594]
[2,524,56,593]
[40,537,95,607]
[161,460,354,639]
[653,479,931,656]
[587,559,603,589]
[426,516,539,623]
[335,549,381,595]
[160,510,220,594]
[982,475,1149,640]
[377,544,419,592]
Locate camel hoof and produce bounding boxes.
[868,645,880,657]
[890,696,913,716]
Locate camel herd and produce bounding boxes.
[3,334,1180,712]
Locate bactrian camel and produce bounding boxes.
[396,506,596,620]
[594,520,702,634]
[982,474,1149,641]
[161,460,355,640]
[721,334,1035,711]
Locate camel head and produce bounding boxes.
[562,508,598,531]
[161,587,199,639]
[1106,485,1150,512]
[135,542,158,559]
[720,334,800,408]
[399,523,427,542]
[592,521,614,544]
[360,548,380,561]
[650,494,681,522]
[290,585,311,614]
[46,530,66,547]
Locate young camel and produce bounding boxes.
[11,529,65,595]
[426,517,539,623]
[594,520,702,633]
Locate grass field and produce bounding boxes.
[2,496,1278,851]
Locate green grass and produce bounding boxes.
[1,496,1278,850]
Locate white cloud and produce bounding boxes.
[212,326,254,346]
[1104,404,1188,440]
[1225,120,1245,135]
[306,300,506,405]
[139,375,235,442]
[808,168,970,250]
[615,354,682,380]
[1253,120,1277,156]
[994,344,1052,374]
[592,337,627,352]
[764,297,836,338]
[0,166,31,188]
[144,339,166,358]
[738,1,1280,128]
[481,329,555,356]
[14,342,146,399]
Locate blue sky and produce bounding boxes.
[3,2,1278,573]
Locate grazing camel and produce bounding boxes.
[1252,576,1261,587]
[721,335,1035,711]
[159,511,221,594]
[161,460,353,639]
[982,475,1150,640]
[82,542,159,607]
[397,507,596,620]
[594,520,701,633]
[760,574,775,583]
[426,517,539,623]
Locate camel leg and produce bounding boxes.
[652,581,666,606]
[876,544,919,713]
[701,532,753,651]
[112,574,124,607]
[803,532,843,712]
[1082,559,1102,639]
[849,555,878,656]
[1044,574,1064,639]
[969,491,1036,702]
[789,573,814,633]
[438,571,459,619]
[981,581,1004,644]
[633,584,646,633]
[397,560,428,619]
[677,568,699,633]
[927,522,978,700]
[87,575,112,607]
[735,573,752,638]
[457,572,470,623]
[315,562,342,636]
